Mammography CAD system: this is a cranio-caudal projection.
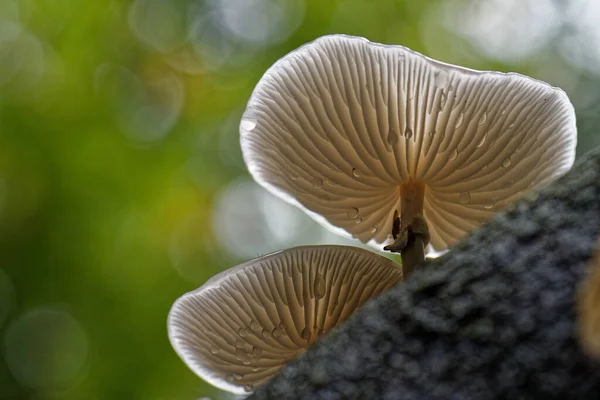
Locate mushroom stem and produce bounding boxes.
[384,181,429,277]
[400,233,425,278]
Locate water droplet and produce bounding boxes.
[236,340,245,348]
[387,129,398,146]
[210,346,221,355]
[315,274,326,299]
[272,327,284,338]
[439,92,447,109]
[501,110,506,116]
[370,226,378,234]
[301,327,312,341]
[312,177,323,188]
[476,134,487,148]
[235,348,252,363]
[502,157,511,168]
[459,192,471,204]
[238,327,247,337]
[455,113,464,129]
[508,123,515,129]
[428,131,435,137]
[354,217,363,225]
[483,198,496,209]
[434,70,449,87]
[226,374,235,382]
[233,373,244,380]
[352,168,361,178]
[290,173,298,181]
[346,207,359,219]
[405,127,413,140]
[251,366,260,372]
[449,148,458,161]
[250,320,260,331]
[244,385,253,392]
[325,178,335,186]
[261,329,272,339]
[478,112,488,126]
[252,347,262,357]
[241,116,257,131]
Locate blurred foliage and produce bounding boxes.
[0,0,599,399]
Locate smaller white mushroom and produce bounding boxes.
[168,245,402,394]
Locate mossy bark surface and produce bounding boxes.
[250,146,600,400]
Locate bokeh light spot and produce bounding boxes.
[443,0,560,62]
[3,308,88,390]
[211,180,310,259]
[94,63,184,144]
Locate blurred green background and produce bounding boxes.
[0,0,600,399]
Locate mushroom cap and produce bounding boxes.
[167,245,402,394]
[240,34,577,252]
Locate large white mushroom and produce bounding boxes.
[168,245,402,394]
[240,34,577,275]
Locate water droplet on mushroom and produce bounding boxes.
[439,92,447,109]
[233,373,244,380]
[226,374,235,382]
[238,328,247,337]
[352,168,361,178]
[370,226,378,234]
[244,385,253,392]
[455,113,464,129]
[290,173,298,181]
[251,366,260,372]
[346,207,359,219]
[314,274,326,299]
[252,347,262,357]
[325,178,335,186]
[434,70,449,87]
[478,112,487,126]
[272,327,284,338]
[449,148,458,161]
[459,192,471,204]
[301,327,312,341]
[261,329,272,339]
[241,116,257,131]
[502,157,511,168]
[405,127,413,140]
[387,130,398,146]
[249,320,259,332]
[311,177,323,189]
[501,110,506,116]
[236,339,245,348]
[476,134,487,148]
[235,348,251,362]
[354,217,363,225]
[508,123,515,129]
[210,346,221,355]
[483,198,496,209]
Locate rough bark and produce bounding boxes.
[249,146,600,400]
